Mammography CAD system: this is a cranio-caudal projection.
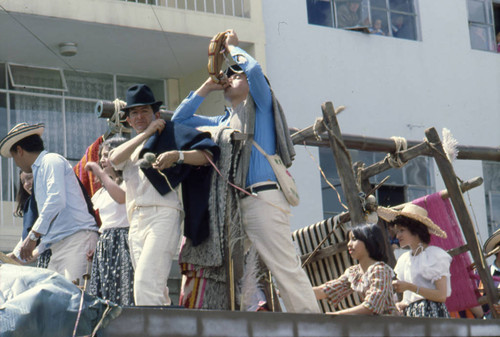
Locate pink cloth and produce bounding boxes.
[413,192,478,312]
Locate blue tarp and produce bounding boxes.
[0,264,121,337]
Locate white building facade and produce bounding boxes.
[262,0,500,249]
[0,0,499,258]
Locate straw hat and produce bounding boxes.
[483,228,500,257]
[0,123,44,158]
[377,203,447,239]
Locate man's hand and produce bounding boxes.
[225,29,239,49]
[196,77,229,97]
[153,151,179,170]
[86,249,95,262]
[20,236,37,261]
[144,119,166,137]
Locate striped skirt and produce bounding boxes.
[88,227,134,306]
[36,249,52,268]
[405,299,450,318]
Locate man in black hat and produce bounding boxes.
[0,123,99,283]
[109,84,218,306]
[172,30,320,313]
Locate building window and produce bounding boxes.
[306,0,419,40]
[467,0,500,52]
[483,161,500,235]
[0,63,166,206]
[319,148,434,219]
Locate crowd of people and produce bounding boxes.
[1,29,499,319]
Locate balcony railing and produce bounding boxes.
[122,0,250,18]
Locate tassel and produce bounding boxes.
[442,128,458,162]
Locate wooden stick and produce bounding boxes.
[390,177,483,210]
[321,102,365,226]
[425,127,499,318]
[301,241,348,266]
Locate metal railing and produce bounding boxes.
[121,0,250,18]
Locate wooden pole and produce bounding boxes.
[425,127,499,318]
[291,130,500,162]
[321,102,365,226]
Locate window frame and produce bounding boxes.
[7,63,68,92]
[306,0,420,40]
[467,0,498,52]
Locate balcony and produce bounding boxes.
[121,0,251,18]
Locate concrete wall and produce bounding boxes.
[101,307,500,337]
[262,0,500,241]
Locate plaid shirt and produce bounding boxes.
[322,262,397,315]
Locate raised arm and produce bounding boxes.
[109,118,165,166]
[172,79,228,127]
[225,29,272,112]
[85,162,126,204]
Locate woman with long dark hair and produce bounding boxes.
[313,223,397,315]
[9,171,52,267]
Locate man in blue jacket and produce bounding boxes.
[172,30,320,313]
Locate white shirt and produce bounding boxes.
[110,140,181,221]
[394,245,452,305]
[31,151,98,247]
[91,184,129,233]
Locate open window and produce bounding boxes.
[467,0,500,52]
[306,0,419,40]
[7,63,68,92]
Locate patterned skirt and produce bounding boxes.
[36,249,52,268]
[88,227,134,306]
[405,299,450,318]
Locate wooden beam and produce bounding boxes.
[389,177,483,210]
[292,131,500,162]
[321,102,365,226]
[425,127,499,318]
[361,142,431,180]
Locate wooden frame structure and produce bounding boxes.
[293,101,499,317]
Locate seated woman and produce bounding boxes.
[381,204,451,318]
[313,223,398,315]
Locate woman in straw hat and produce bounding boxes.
[379,203,452,318]
[313,223,398,315]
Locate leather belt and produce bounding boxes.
[243,183,279,197]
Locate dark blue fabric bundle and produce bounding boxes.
[139,121,220,246]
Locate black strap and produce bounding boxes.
[75,173,97,222]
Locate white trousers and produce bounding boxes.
[48,229,98,284]
[240,188,320,313]
[128,206,181,306]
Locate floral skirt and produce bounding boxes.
[88,227,134,306]
[36,249,52,268]
[404,299,450,318]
